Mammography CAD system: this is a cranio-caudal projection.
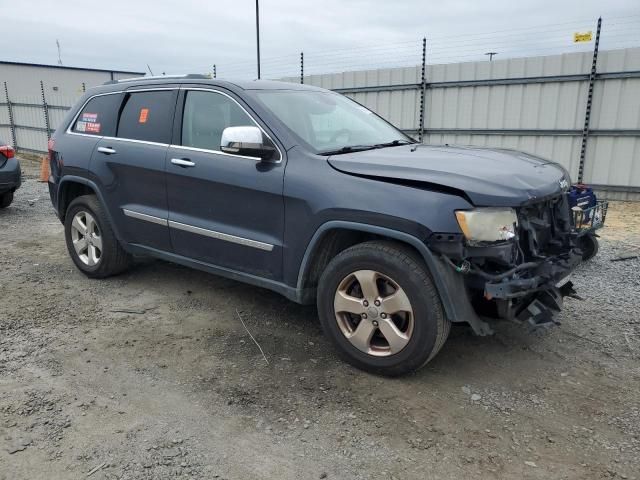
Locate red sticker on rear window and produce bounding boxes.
[139,108,149,123]
[85,122,101,133]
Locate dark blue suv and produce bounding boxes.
[48,75,598,375]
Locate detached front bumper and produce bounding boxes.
[0,157,21,193]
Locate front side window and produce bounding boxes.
[117,90,176,143]
[72,93,122,137]
[253,90,410,154]
[181,90,256,151]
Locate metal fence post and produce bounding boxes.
[418,37,427,143]
[40,80,52,140]
[577,17,601,183]
[3,81,17,149]
[300,52,304,84]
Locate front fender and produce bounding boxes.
[295,220,489,331]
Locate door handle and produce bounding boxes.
[97,146,116,155]
[171,158,196,168]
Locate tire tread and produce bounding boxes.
[0,191,14,208]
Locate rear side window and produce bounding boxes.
[117,90,176,143]
[72,94,122,136]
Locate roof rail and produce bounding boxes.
[103,73,211,85]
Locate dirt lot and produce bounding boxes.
[1,158,639,480]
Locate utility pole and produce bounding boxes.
[485,52,498,61]
[255,0,261,79]
[56,39,63,65]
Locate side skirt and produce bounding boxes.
[127,244,303,303]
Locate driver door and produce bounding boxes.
[165,88,286,280]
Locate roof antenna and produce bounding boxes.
[146,64,154,76]
[56,39,63,65]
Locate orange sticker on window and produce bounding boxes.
[138,108,149,123]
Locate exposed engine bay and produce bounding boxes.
[430,191,607,331]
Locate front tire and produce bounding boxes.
[0,191,13,208]
[317,241,450,376]
[64,195,131,278]
[577,233,599,261]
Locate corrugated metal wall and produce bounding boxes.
[0,63,139,99]
[0,62,143,154]
[2,52,639,199]
[285,47,640,200]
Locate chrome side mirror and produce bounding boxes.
[220,126,276,161]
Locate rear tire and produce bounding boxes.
[317,241,450,376]
[64,195,131,278]
[0,191,13,208]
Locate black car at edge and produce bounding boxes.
[0,141,20,208]
[47,75,601,376]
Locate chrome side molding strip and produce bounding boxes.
[123,209,168,226]
[168,220,274,252]
[122,208,274,252]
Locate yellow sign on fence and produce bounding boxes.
[573,31,593,43]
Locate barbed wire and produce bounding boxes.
[195,15,640,80]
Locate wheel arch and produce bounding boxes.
[57,176,125,244]
[295,221,458,322]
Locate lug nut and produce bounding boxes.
[372,320,379,327]
[374,300,381,307]
[363,300,369,307]
[381,313,387,319]
[362,313,368,319]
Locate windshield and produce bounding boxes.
[253,90,412,154]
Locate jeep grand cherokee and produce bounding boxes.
[47,75,603,376]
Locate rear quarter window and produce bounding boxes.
[71,93,123,136]
[116,90,177,144]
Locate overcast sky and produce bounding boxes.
[2,0,639,77]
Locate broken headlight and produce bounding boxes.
[455,208,518,244]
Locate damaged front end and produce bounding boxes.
[430,193,607,332]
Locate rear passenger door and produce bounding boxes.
[91,88,178,252]
[62,92,123,192]
[165,88,286,280]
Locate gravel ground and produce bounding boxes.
[1,158,639,480]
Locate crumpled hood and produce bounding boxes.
[327,145,568,206]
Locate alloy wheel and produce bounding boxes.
[70,210,103,266]
[333,269,414,356]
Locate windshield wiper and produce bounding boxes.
[318,145,379,156]
[372,139,415,148]
[319,140,414,156]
